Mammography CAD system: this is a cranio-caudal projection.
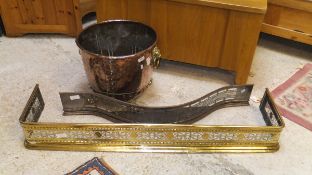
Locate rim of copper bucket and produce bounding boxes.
[75,19,158,59]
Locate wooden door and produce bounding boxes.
[0,0,77,36]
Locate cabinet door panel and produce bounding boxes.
[0,0,77,36]
[31,0,45,24]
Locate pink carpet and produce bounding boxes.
[272,63,312,131]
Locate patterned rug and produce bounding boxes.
[272,63,312,131]
[66,157,118,175]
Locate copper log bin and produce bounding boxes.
[76,20,160,100]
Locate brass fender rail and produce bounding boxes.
[19,85,284,153]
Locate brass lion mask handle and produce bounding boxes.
[152,46,161,68]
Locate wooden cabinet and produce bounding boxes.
[0,0,96,36]
[73,0,97,34]
[262,0,312,45]
[96,0,266,84]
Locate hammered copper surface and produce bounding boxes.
[76,20,157,100]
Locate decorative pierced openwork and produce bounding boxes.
[60,85,253,124]
[19,85,284,153]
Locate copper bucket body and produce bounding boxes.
[76,20,159,100]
